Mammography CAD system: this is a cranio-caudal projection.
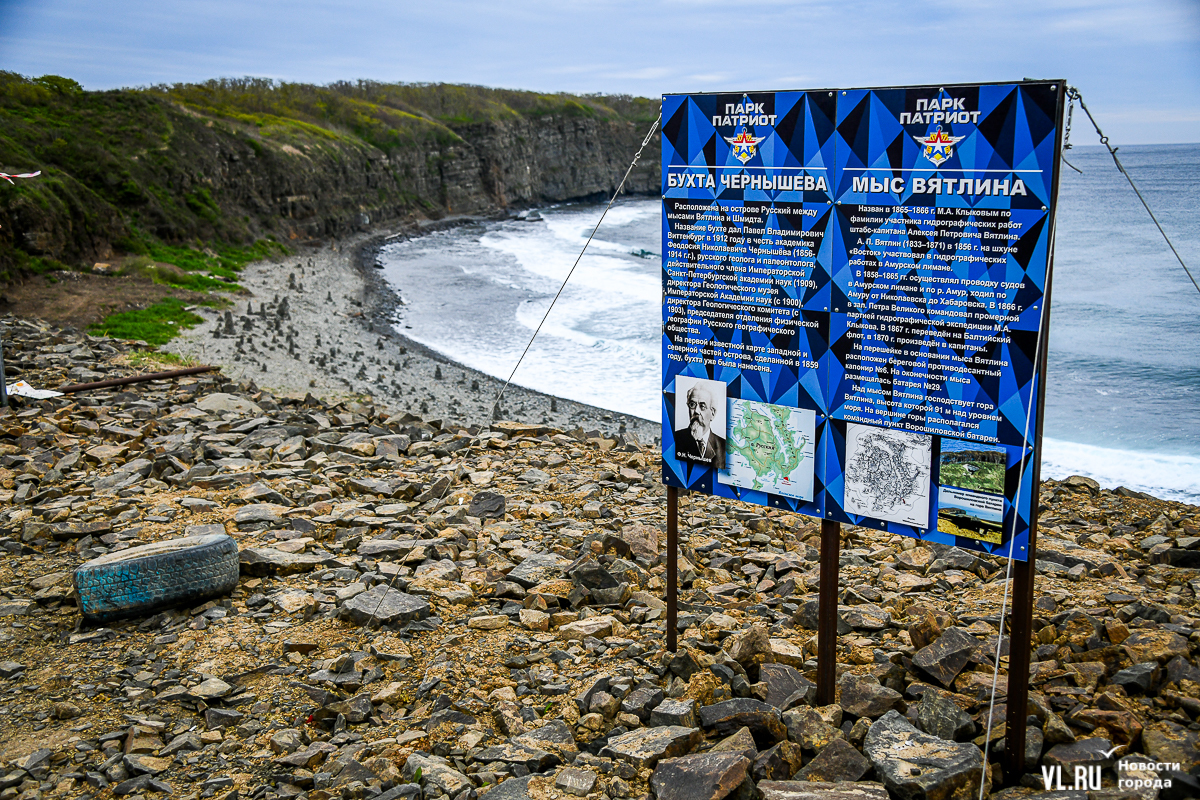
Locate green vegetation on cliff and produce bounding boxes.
[0,73,659,289]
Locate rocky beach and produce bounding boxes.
[0,309,1196,800]
[163,230,660,447]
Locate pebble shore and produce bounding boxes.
[164,231,660,446]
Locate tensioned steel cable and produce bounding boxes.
[488,111,662,420]
[977,310,1048,799]
[355,111,662,644]
[1066,86,1199,296]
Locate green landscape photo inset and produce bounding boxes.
[939,438,1006,495]
[718,399,816,501]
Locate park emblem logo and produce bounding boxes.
[913,125,966,167]
[725,128,767,164]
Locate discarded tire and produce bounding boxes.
[74,533,240,623]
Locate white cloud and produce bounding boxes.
[0,0,1196,142]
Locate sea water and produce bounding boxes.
[378,144,1200,503]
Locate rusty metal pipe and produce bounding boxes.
[666,485,678,653]
[58,365,217,394]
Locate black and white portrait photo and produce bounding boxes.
[673,376,727,470]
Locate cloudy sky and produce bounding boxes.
[1,0,1197,143]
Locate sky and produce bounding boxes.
[1,0,1197,144]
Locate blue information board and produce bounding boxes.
[661,81,1066,561]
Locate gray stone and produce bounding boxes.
[915,691,974,742]
[161,732,202,756]
[710,726,758,760]
[1144,720,1200,772]
[1111,662,1159,694]
[651,698,698,728]
[750,740,804,782]
[863,710,988,800]
[574,675,611,714]
[600,725,703,769]
[325,692,373,724]
[911,627,981,688]
[568,558,619,590]
[555,768,597,797]
[239,547,325,576]
[0,661,25,678]
[480,775,533,800]
[795,738,870,783]
[197,393,262,415]
[622,686,665,721]
[650,751,749,800]
[474,741,559,771]
[837,673,902,719]
[404,754,472,796]
[190,677,232,700]
[759,663,816,710]
[356,538,417,558]
[234,504,284,529]
[757,781,889,800]
[699,699,787,748]
[375,786,423,800]
[469,491,506,520]
[0,601,35,617]
[513,720,579,763]
[339,585,430,627]
[1043,737,1116,771]
[782,706,841,753]
[507,552,571,588]
[841,604,891,631]
[123,754,170,775]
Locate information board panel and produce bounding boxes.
[662,81,1065,560]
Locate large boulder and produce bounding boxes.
[338,586,430,627]
[699,699,787,748]
[650,751,749,800]
[600,726,702,769]
[911,628,981,688]
[863,710,988,800]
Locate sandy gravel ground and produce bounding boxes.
[166,230,661,444]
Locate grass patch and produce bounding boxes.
[143,238,287,278]
[87,297,205,345]
[114,350,201,370]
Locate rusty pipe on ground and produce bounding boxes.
[58,365,218,394]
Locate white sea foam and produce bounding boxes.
[1041,438,1200,505]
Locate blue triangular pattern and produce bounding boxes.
[663,82,1063,560]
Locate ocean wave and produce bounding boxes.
[1041,438,1200,505]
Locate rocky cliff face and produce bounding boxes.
[261,113,661,239]
[0,88,660,269]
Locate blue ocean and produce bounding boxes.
[378,144,1200,504]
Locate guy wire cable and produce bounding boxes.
[488,111,662,421]
[355,111,662,644]
[977,172,1060,800]
[1066,86,1199,296]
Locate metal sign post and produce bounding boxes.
[666,485,679,653]
[0,327,7,409]
[815,519,841,704]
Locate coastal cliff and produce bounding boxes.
[0,76,660,279]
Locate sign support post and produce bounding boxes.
[666,485,679,653]
[816,519,841,704]
[1003,238,1057,777]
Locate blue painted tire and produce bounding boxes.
[74,533,240,623]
